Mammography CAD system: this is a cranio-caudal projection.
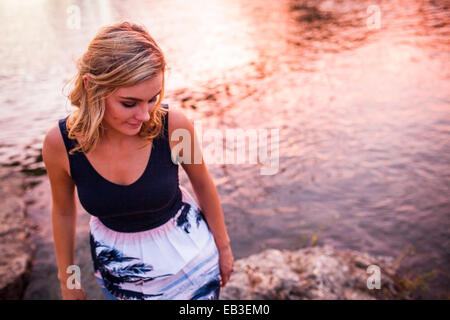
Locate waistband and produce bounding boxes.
[97,187,183,233]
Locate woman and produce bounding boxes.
[42,21,234,300]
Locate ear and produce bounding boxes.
[82,75,89,90]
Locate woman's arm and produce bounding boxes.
[168,108,234,286]
[42,126,86,299]
[188,168,231,250]
[168,108,230,249]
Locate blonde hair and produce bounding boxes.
[65,21,167,155]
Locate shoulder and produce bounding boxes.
[43,124,65,156]
[166,106,199,158]
[166,106,210,184]
[42,122,77,213]
[42,123,71,178]
[166,105,197,140]
[167,105,193,130]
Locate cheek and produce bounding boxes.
[105,101,126,121]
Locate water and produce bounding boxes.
[0,0,448,299]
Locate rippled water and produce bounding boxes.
[0,0,448,299]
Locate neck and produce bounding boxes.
[101,127,140,149]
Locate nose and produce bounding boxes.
[134,103,151,122]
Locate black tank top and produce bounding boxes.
[58,104,183,233]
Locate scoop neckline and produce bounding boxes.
[81,139,156,187]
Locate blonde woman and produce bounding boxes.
[42,21,233,300]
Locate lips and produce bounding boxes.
[128,122,142,128]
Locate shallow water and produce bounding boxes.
[0,0,448,299]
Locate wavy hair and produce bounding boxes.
[64,21,167,155]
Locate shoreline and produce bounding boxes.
[0,167,35,299]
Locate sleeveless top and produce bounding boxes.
[58,104,183,233]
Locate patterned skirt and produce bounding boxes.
[89,185,221,300]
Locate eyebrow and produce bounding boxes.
[119,89,162,101]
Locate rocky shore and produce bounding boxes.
[0,168,35,299]
[220,245,409,300]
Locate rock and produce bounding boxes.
[220,245,407,300]
[0,168,35,299]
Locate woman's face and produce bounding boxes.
[101,71,163,138]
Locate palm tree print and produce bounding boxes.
[90,233,173,300]
[196,208,205,227]
[177,201,206,233]
[190,277,221,300]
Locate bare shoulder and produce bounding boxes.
[42,122,77,214]
[166,106,200,163]
[43,124,65,162]
[167,106,195,144]
[42,123,72,180]
[166,106,209,186]
[167,105,193,132]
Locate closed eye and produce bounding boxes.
[121,95,159,108]
[121,102,136,108]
